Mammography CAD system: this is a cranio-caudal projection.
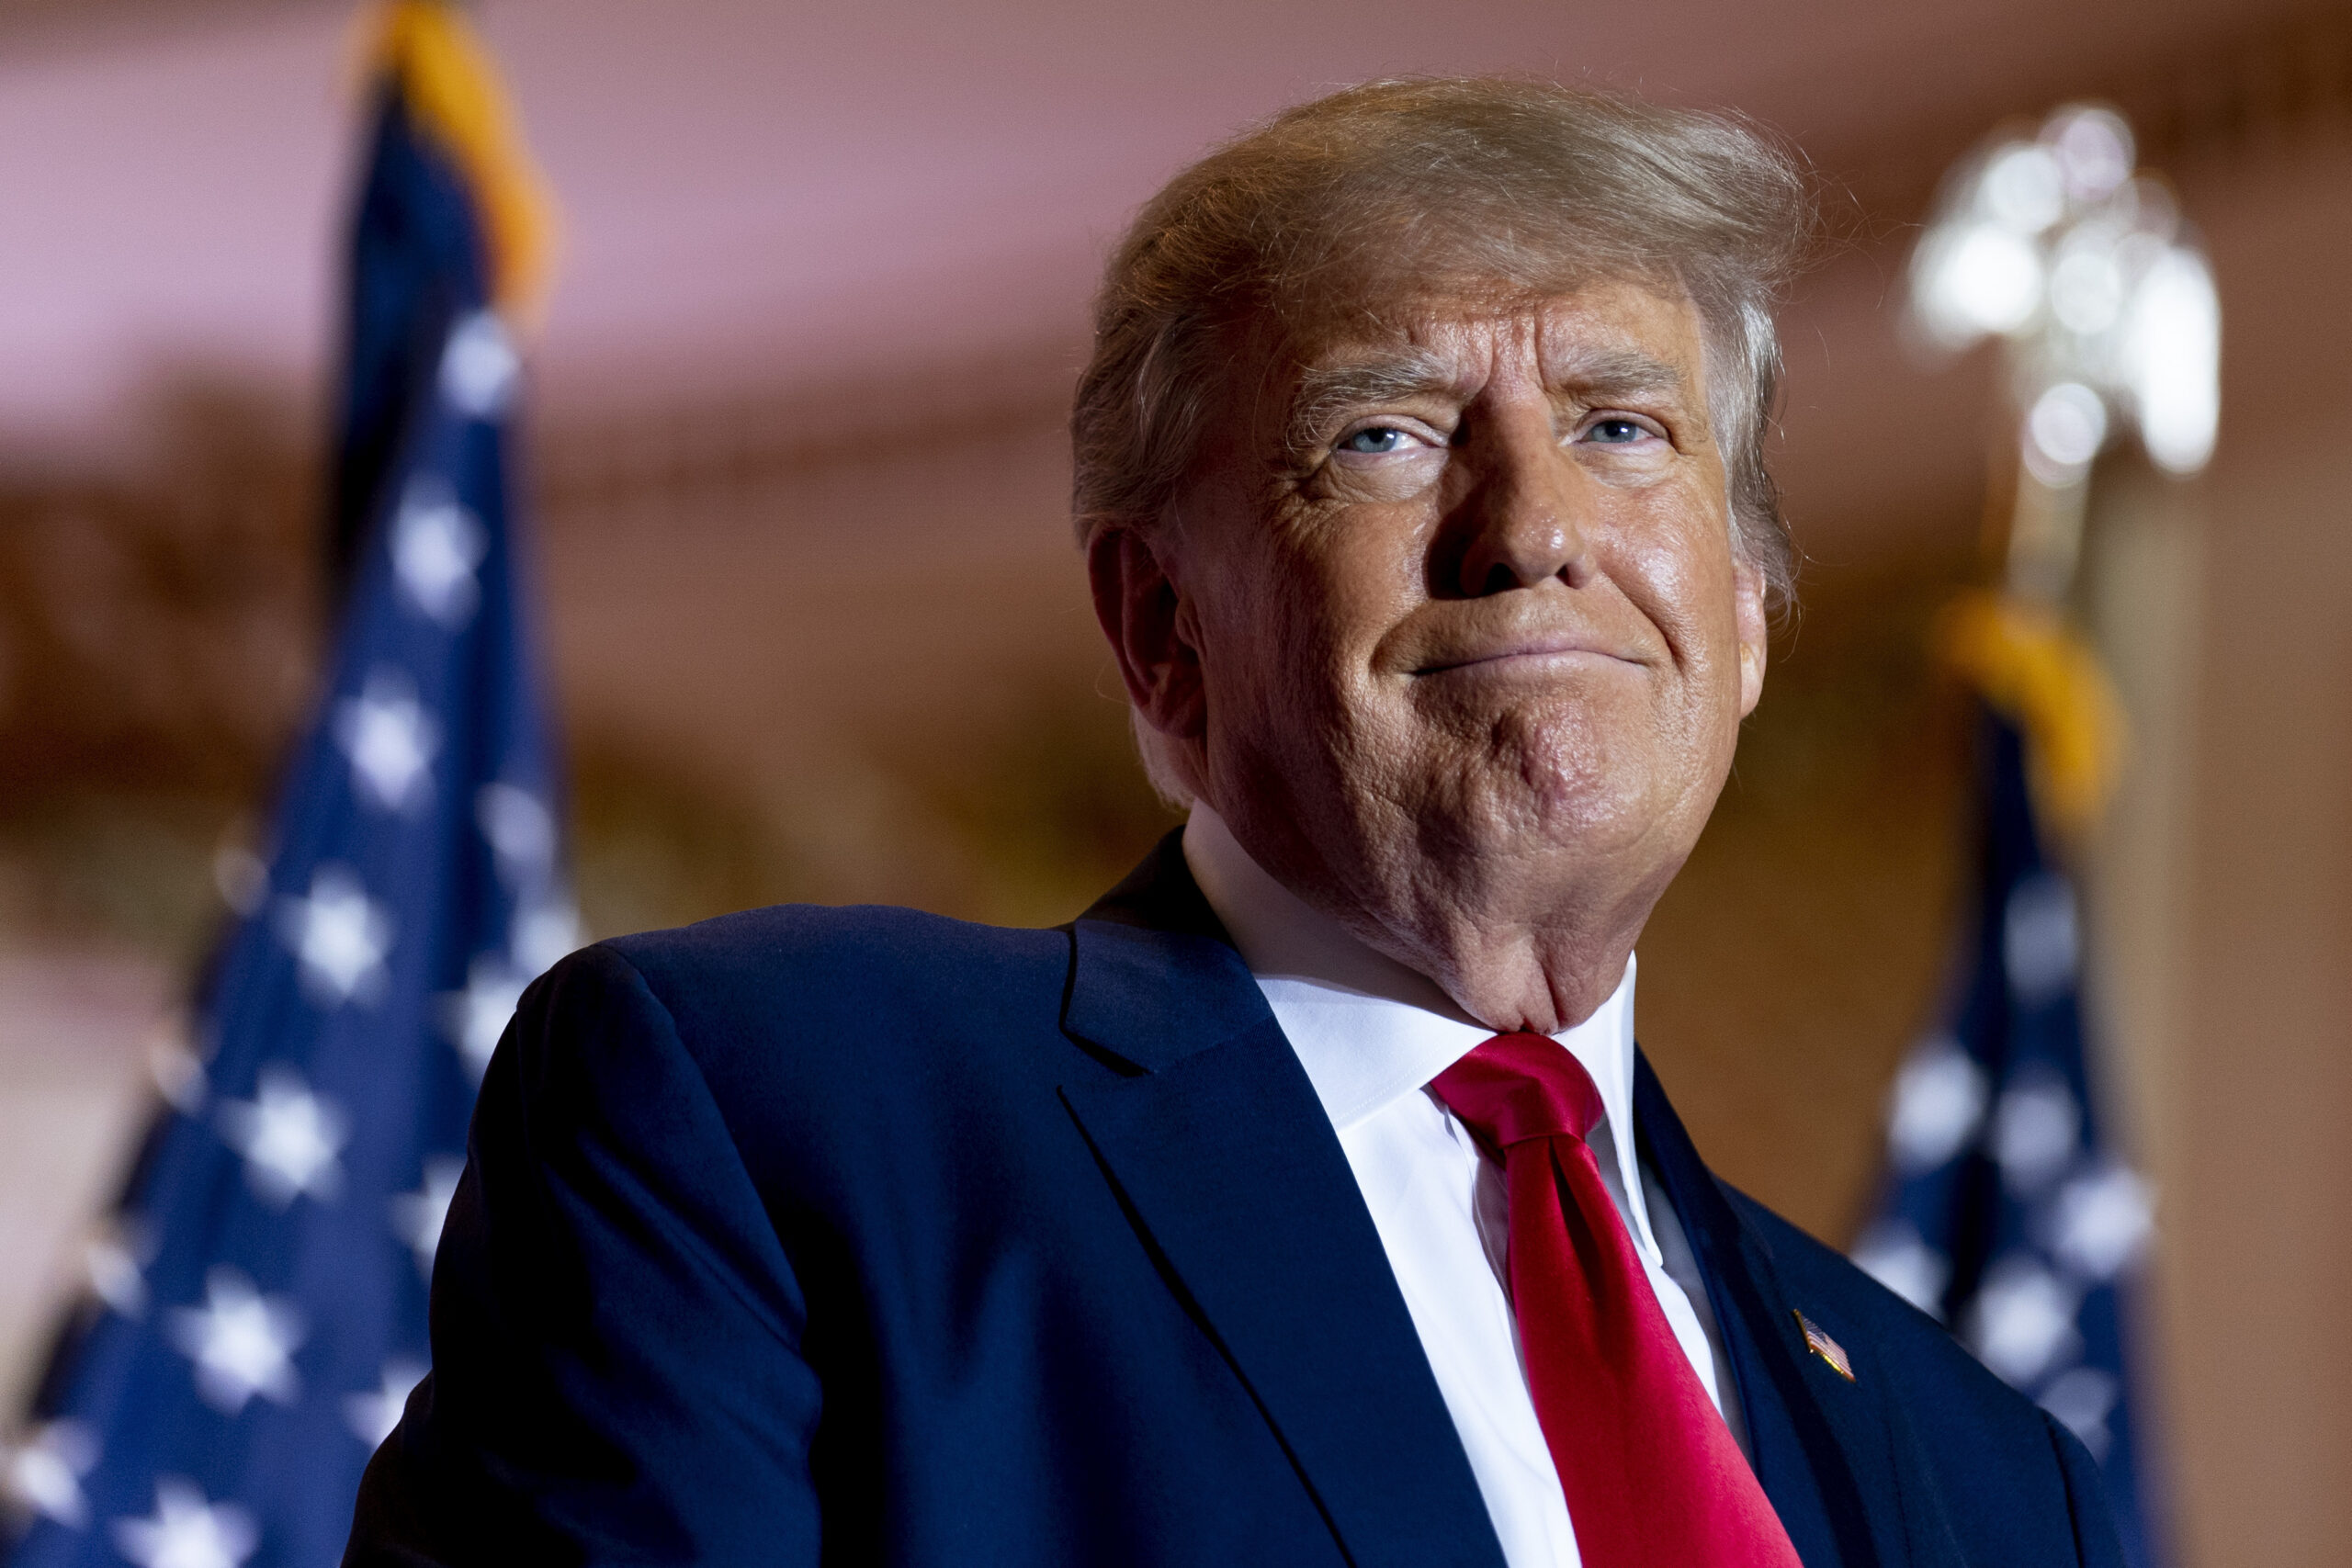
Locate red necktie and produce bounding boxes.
[1430,1032,1802,1568]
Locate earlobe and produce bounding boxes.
[1086,526,1207,739]
[1732,560,1769,717]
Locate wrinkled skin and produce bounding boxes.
[1090,279,1768,1033]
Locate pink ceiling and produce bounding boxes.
[0,0,2312,448]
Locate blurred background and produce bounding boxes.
[1,0,2346,1562]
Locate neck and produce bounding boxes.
[1187,800,1657,1034]
[1408,921,1645,1036]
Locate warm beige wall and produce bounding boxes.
[2150,131,2352,1568]
[2070,128,2352,1568]
[534,394,1171,931]
[2166,423,2352,1566]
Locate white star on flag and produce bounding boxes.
[217,1066,348,1208]
[1849,1220,1951,1320]
[1964,1256,2082,1388]
[166,1268,305,1415]
[1886,1039,1988,1173]
[108,1477,257,1568]
[439,309,520,419]
[4,1419,96,1529]
[84,1220,151,1318]
[2038,1365,2120,1460]
[277,865,394,1007]
[344,1359,427,1450]
[391,478,487,628]
[513,897,582,977]
[334,668,441,814]
[440,957,526,1081]
[476,783,556,884]
[391,1156,466,1280]
[2048,1163,2154,1280]
[2003,873,2080,1007]
[1991,1073,2079,1195]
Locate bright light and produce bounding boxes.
[1916,223,2045,346]
[2046,107,2134,201]
[2049,241,2126,335]
[1981,144,2066,234]
[1908,103,2220,479]
[2127,247,2221,474]
[2025,382,2109,483]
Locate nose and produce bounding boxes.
[1448,407,1596,598]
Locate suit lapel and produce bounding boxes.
[1635,1053,1968,1568]
[1063,838,1973,1568]
[1058,838,1505,1568]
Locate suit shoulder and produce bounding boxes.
[598,901,1068,1005]
[560,904,1076,1099]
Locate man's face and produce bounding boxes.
[1133,277,1768,992]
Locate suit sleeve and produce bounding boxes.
[344,943,825,1567]
[2041,1412,2129,1568]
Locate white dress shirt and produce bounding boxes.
[1182,805,1747,1568]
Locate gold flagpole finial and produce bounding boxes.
[357,0,562,332]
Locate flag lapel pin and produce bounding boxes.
[1794,1311,1855,1382]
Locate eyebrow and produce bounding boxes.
[1283,344,1692,457]
[1285,349,1468,455]
[1557,348,1690,401]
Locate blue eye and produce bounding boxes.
[1339,426,1409,454]
[1586,417,1648,445]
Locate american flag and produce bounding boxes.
[4,12,566,1566]
[1853,706,2165,1568]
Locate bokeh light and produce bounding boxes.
[1908,102,2220,480]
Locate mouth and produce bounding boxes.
[1410,636,1642,678]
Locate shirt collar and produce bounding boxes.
[1182,803,1653,1253]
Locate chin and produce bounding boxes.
[1390,742,1654,877]
[1498,703,1658,828]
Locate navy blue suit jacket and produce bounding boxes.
[346,834,2124,1566]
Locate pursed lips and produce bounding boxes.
[1410,634,1643,677]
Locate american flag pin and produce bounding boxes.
[1794,1311,1855,1382]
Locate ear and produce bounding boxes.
[1733,554,1769,718]
[1087,525,1207,741]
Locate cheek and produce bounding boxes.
[1612,507,1743,684]
[1266,511,1421,681]
[1196,542,1362,748]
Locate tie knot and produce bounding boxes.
[1430,1032,1606,1150]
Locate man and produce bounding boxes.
[349,79,2124,1566]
